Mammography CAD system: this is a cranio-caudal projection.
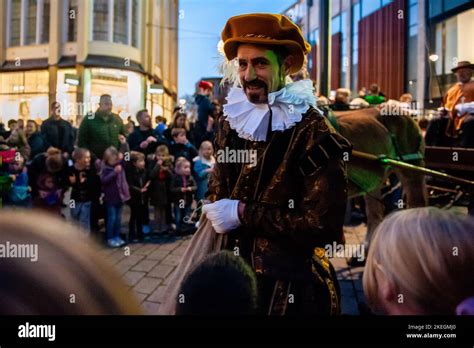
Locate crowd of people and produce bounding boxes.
[0,88,220,248]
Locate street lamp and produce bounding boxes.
[429,54,439,62]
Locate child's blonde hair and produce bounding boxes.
[199,141,214,156]
[0,210,142,314]
[103,146,119,165]
[175,156,190,171]
[363,207,474,314]
[156,144,170,157]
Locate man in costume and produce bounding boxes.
[426,61,474,148]
[202,13,351,315]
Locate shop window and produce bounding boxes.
[0,71,50,122]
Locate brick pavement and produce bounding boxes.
[98,222,368,315]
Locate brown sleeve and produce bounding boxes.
[241,131,350,249]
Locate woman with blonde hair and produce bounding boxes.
[0,210,142,314]
[363,207,474,315]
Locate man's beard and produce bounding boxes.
[243,79,269,104]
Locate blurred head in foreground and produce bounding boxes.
[363,207,474,315]
[176,251,257,315]
[0,210,142,315]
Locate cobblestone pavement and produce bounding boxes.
[98,234,193,315]
[97,205,368,315]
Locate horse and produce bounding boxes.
[330,103,428,248]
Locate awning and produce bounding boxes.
[83,54,145,74]
[0,58,49,72]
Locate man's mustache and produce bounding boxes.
[243,79,268,91]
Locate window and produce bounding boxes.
[430,9,473,98]
[444,0,470,12]
[93,0,109,41]
[7,0,50,46]
[340,11,349,87]
[407,0,418,97]
[67,0,78,42]
[93,0,140,47]
[0,71,50,122]
[42,0,50,44]
[361,0,381,18]
[351,3,360,91]
[132,0,139,48]
[429,0,471,18]
[429,0,442,17]
[25,0,37,45]
[331,15,341,34]
[113,0,128,44]
[9,0,21,46]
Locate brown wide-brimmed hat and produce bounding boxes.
[221,13,311,74]
[451,61,474,72]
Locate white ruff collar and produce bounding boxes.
[223,79,318,141]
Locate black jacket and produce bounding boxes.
[40,117,75,154]
[170,174,197,205]
[126,166,149,206]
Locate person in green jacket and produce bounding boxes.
[364,83,386,105]
[78,94,126,160]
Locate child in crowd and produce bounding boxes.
[363,207,474,315]
[6,127,30,161]
[170,157,197,234]
[193,141,215,201]
[126,151,150,242]
[6,154,30,207]
[148,145,173,234]
[169,128,198,164]
[176,251,258,315]
[35,173,62,214]
[100,146,130,248]
[68,148,99,233]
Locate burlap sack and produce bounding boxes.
[158,214,226,315]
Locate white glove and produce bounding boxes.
[202,199,241,234]
[455,101,474,115]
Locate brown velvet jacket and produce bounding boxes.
[207,106,351,282]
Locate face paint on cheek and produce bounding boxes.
[265,51,285,93]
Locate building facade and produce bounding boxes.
[283,0,473,107]
[0,0,179,126]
